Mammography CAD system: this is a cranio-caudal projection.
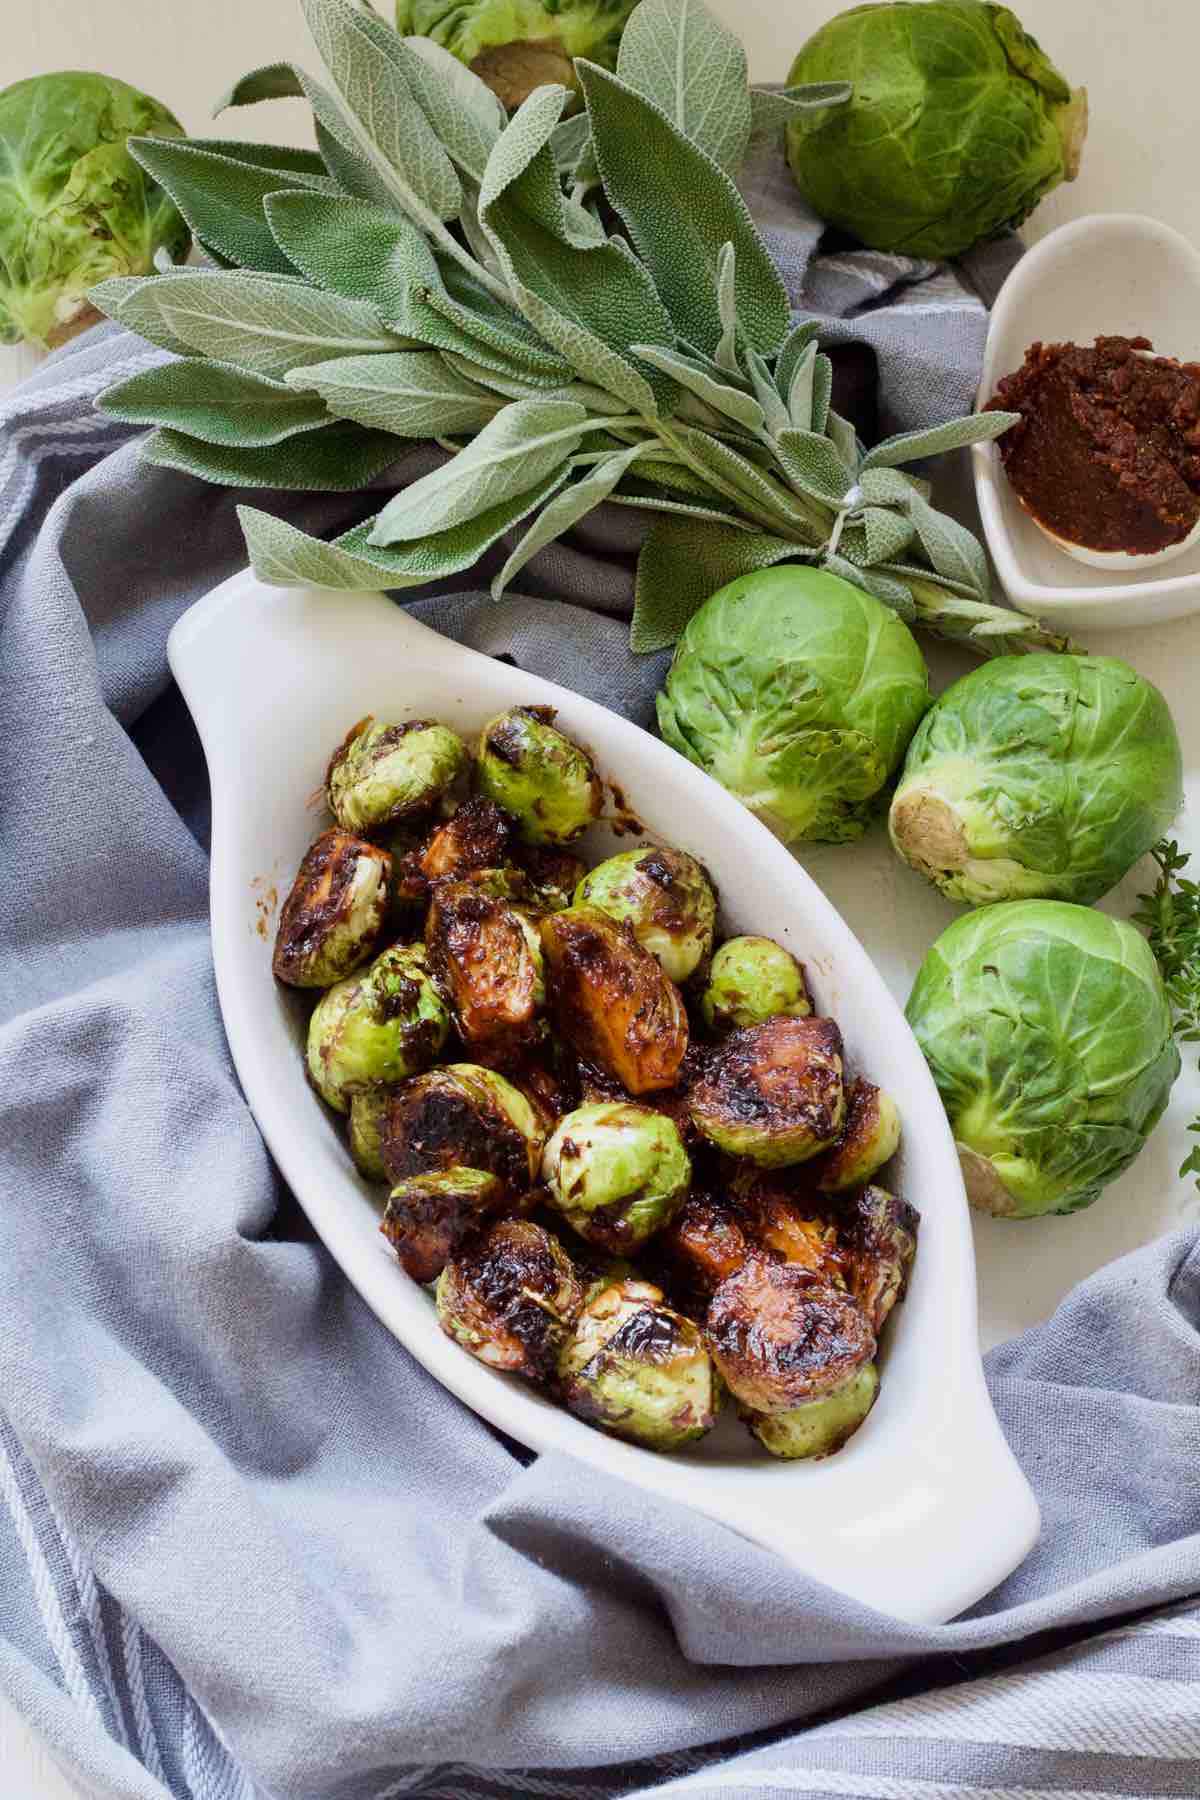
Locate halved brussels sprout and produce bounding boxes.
[436,1217,584,1384]
[732,1171,844,1285]
[813,1078,901,1193]
[391,797,516,913]
[539,905,689,1094]
[541,1101,691,1253]
[705,1257,875,1413]
[379,1062,544,1197]
[516,844,589,914]
[837,1185,919,1336]
[425,878,545,1066]
[560,1278,722,1451]
[381,1168,505,1283]
[699,935,811,1035]
[574,847,716,983]
[476,705,601,846]
[651,1189,750,1310]
[273,829,391,988]
[327,716,469,833]
[348,1087,393,1182]
[689,1016,845,1166]
[742,1363,879,1460]
[306,944,449,1114]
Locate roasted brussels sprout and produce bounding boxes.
[327,716,469,833]
[425,878,544,1066]
[743,1363,879,1460]
[813,1078,901,1194]
[381,1168,505,1283]
[437,1217,584,1382]
[273,829,391,989]
[651,1189,750,1309]
[837,1185,919,1336]
[705,1257,875,1414]
[515,844,589,914]
[541,1102,691,1253]
[560,1278,722,1450]
[393,797,516,910]
[511,1035,583,1130]
[306,944,449,1114]
[476,706,601,846]
[733,1171,845,1284]
[699,936,812,1035]
[574,847,716,983]
[379,1062,544,1197]
[347,1087,392,1182]
[689,1016,845,1167]
[539,905,689,1094]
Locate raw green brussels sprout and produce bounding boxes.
[395,0,638,111]
[347,1088,392,1181]
[327,716,469,833]
[272,829,391,988]
[689,1016,845,1167]
[574,847,716,983]
[382,1168,505,1283]
[0,72,189,349]
[785,2,1088,259]
[742,1363,879,1460]
[541,1101,692,1253]
[890,654,1183,907]
[306,944,449,1113]
[657,567,930,846]
[437,1217,584,1383]
[476,706,601,846]
[559,1278,721,1450]
[700,936,812,1035]
[906,902,1180,1218]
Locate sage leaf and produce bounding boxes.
[875,561,978,599]
[630,344,764,433]
[857,466,927,506]
[401,35,506,143]
[861,410,1021,469]
[391,36,501,183]
[745,348,790,437]
[713,241,740,375]
[417,278,573,381]
[608,488,758,529]
[785,341,817,431]
[905,490,990,597]
[616,0,751,176]
[264,189,433,321]
[441,353,549,399]
[143,419,405,489]
[91,276,198,357]
[217,62,398,209]
[632,513,800,651]
[859,504,916,566]
[239,466,570,588]
[128,136,330,275]
[774,429,854,507]
[196,138,332,182]
[100,358,330,446]
[551,111,593,179]
[673,424,822,537]
[748,82,850,147]
[286,350,503,436]
[369,397,588,543]
[774,320,821,397]
[493,442,650,598]
[577,61,789,357]
[812,353,833,436]
[825,409,861,475]
[823,553,917,621]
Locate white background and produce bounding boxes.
[3,0,1199,1792]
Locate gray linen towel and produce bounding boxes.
[4,171,1200,1800]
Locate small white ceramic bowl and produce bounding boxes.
[168,571,1038,1626]
[974,213,1200,631]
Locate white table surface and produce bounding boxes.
[3,0,1199,1792]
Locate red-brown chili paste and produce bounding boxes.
[987,335,1200,554]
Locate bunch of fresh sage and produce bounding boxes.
[92,0,1058,655]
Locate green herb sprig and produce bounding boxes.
[1135,840,1200,1192]
[90,0,1062,657]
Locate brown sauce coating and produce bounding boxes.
[380,1172,503,1284]
[705,1257,875,1412]
[690,1016,843,1144]
[440,1218,583,1384]
[394,798,516,908]
[539,907,689,1095]
[989,336,1200,554]
[272,828,390,986]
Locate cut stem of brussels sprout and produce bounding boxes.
[705,1257,875,1414]
[306,943,450,1114]
[273,829,391,988]
[574,847,716,983]
[539,905,689,1095]
[379,1063,544,1197]
[689,1016,845,1166]
[381,1168,505,1284]
[742,1363,879,1460]
[836,1186,919,1336]
[436,1218,584,1384]
[348,1088,393,1182]
[541,1102,692,1254]
[813,1078,901,1193]
[560,1278,722,1451]
[425,878,545,1066]
[327,716,469,833]
[700,936,812,1036]
[476,706,601,847]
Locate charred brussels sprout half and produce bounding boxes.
[575,847,716,983]
[425,878,544,1066]
[516,845,589,915]
[813,1078,901,1194]
[837,1185,919,1336]
[732,1171,845,1285]
[393,797,515,908]
[347,1088,392,1182]
[651,1190,751,1310]
[699,935,812,1035]
[689,1016,845,1167]
[476,706,601,846]
[560,1278,721,1451]
[705,1258,875,1414]
[381,1168,505,1284]
[541,1102,691,1253]
[306,944,449,1114]
[273,829,391,989]
[327,716,468,833]
[743,1363,879,1460]
[436,1217,584,1383]
[379,1062,544,1197]
[539,905,689,1094]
